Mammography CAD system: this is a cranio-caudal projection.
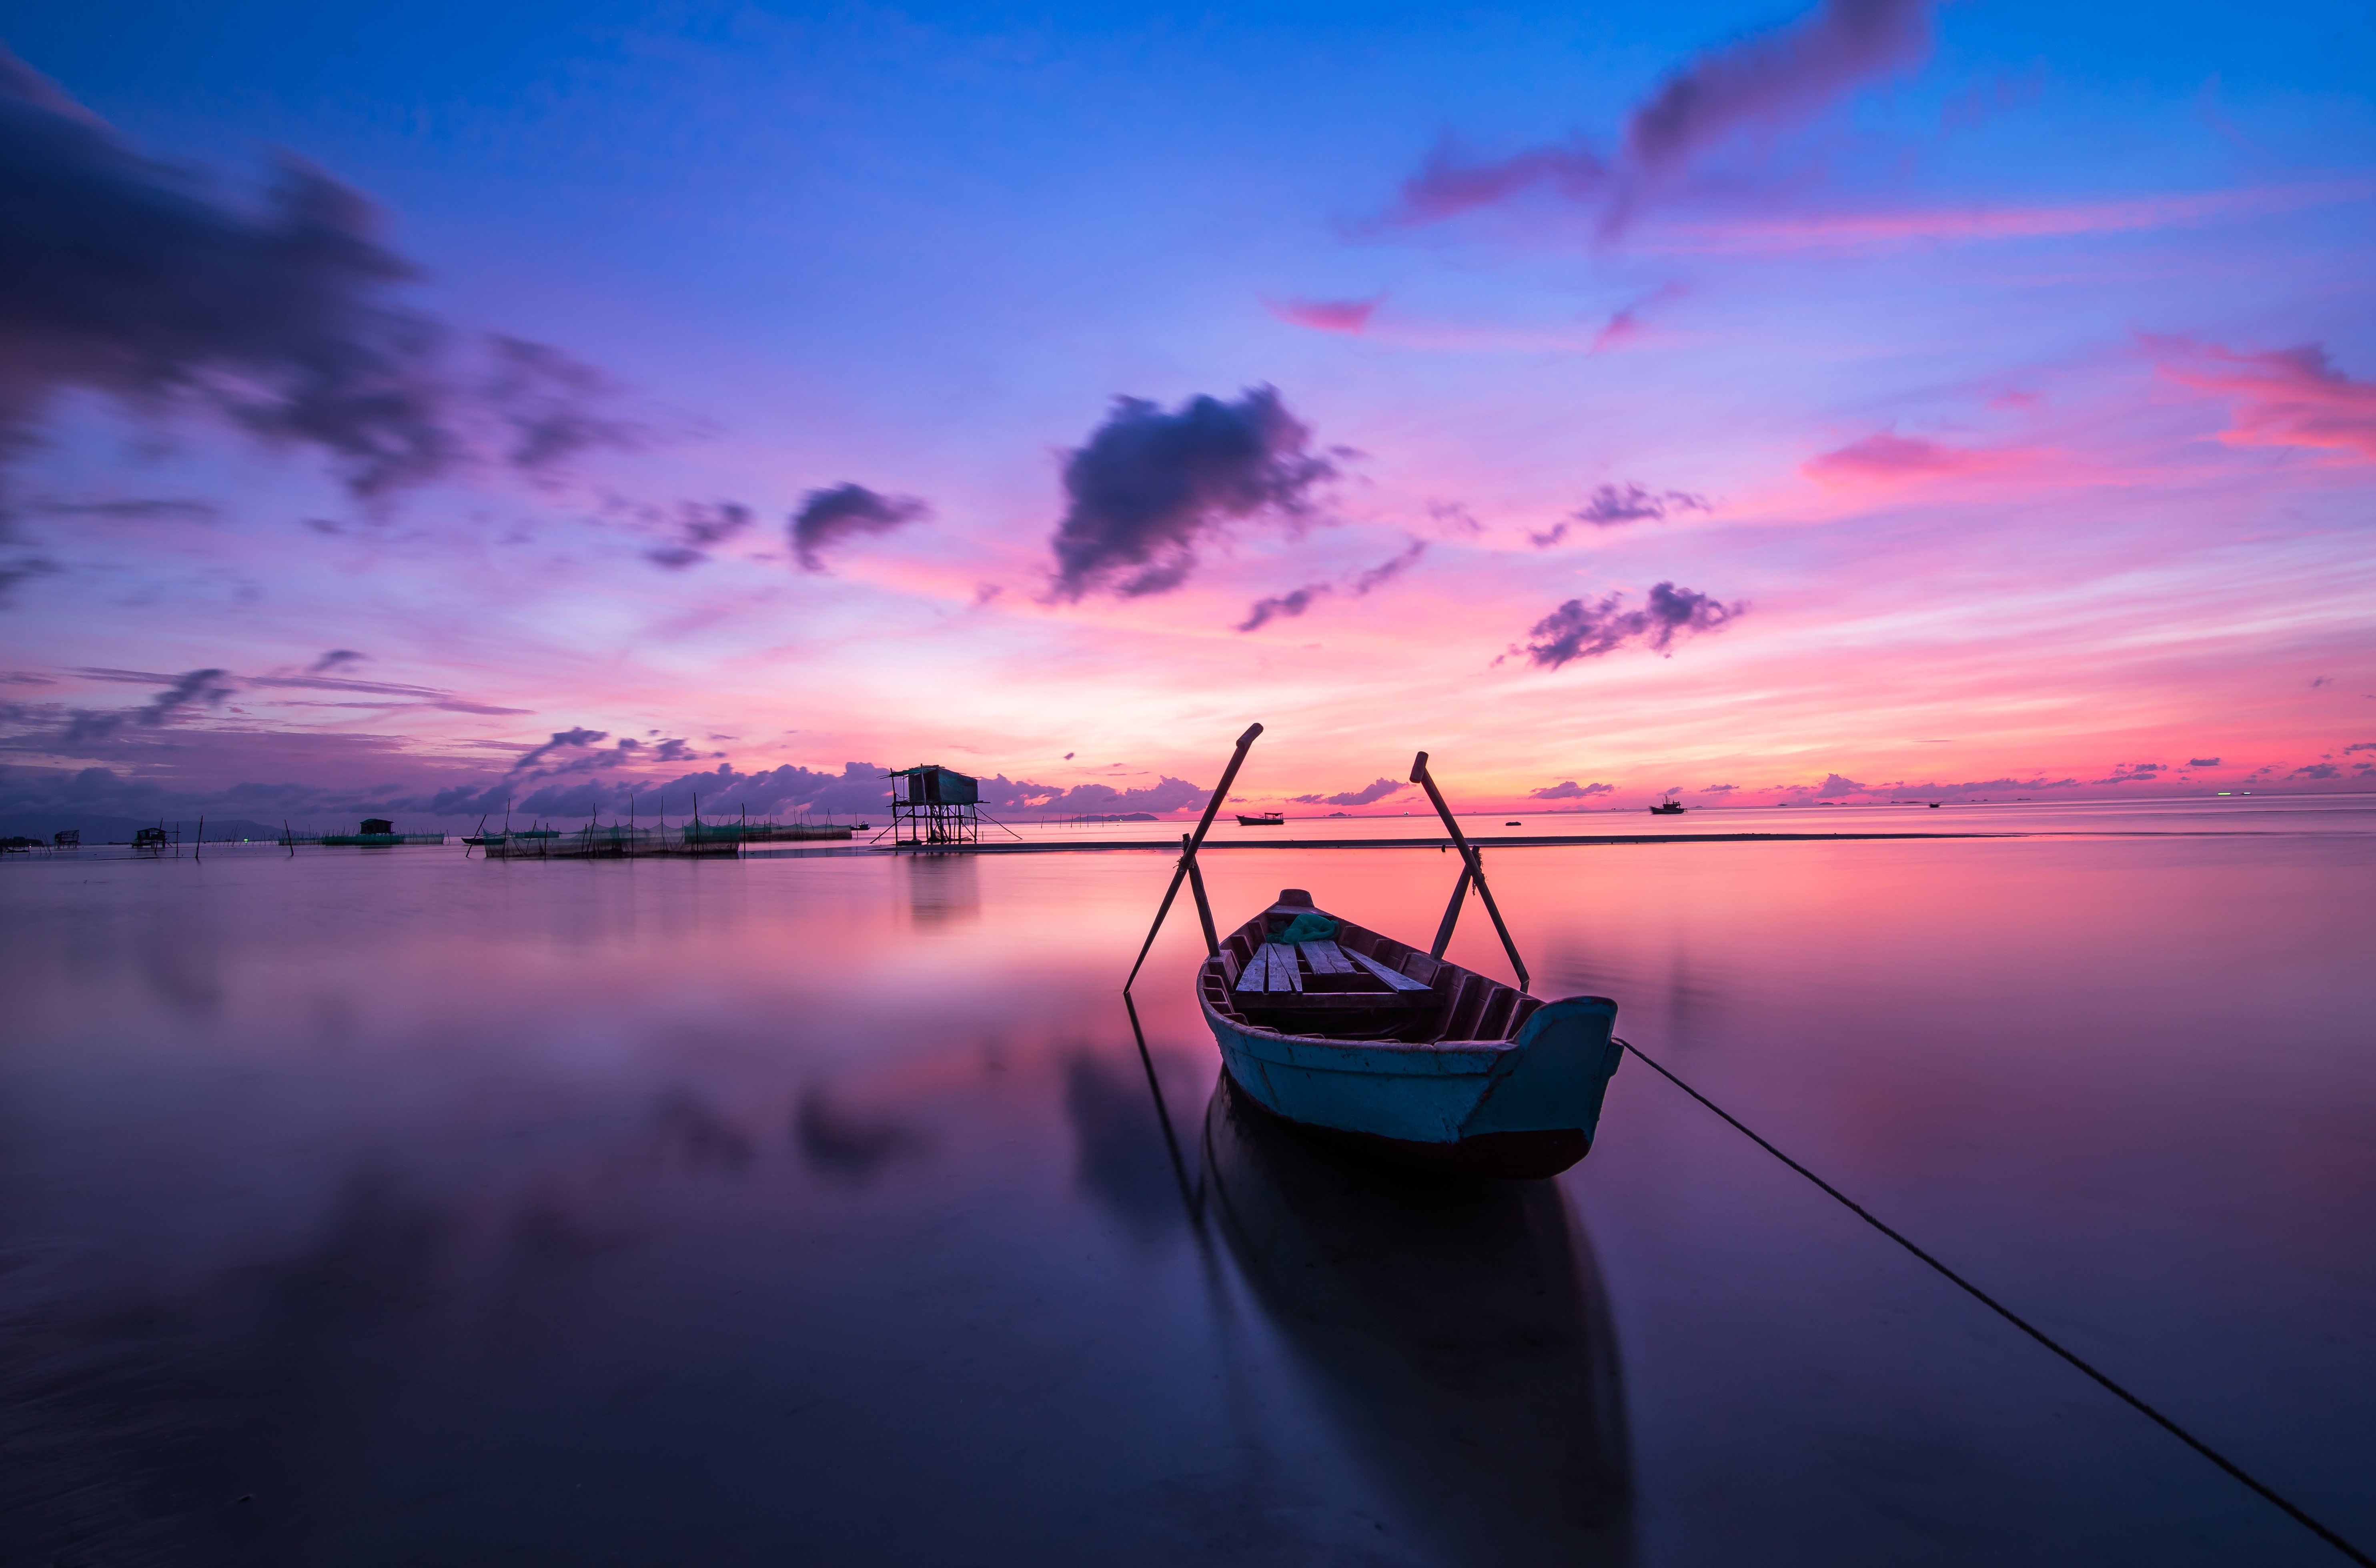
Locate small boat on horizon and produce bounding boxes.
[1648,794,1685,815]
[1236,811,1286,826]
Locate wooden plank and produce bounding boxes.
[1234,945,1272,991]
[1263,942,1304,992]
[1299,939,1356,974]
[1345,947,1431,992]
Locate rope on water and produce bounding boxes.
[1616,1037,2372,1567]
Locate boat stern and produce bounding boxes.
[1458,996,1623,1143]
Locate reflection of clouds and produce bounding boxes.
[1060,1050,1193,1244]
[1204,1074,1633,1567]
[792,1086,930,1183]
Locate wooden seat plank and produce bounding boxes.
[1262,942,1304,991]
[1234,945,1272,991]
[1345,947,1431,992]
[1298,939,1357,974]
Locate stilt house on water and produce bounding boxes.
[886,764,983,846]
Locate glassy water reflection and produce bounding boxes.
[4,821,2372,1564]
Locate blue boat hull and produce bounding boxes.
[1198,957,1623,1179]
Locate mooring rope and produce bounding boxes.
[1615,1037,2371,1566]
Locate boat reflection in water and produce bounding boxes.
[1201,1071,1635,1566]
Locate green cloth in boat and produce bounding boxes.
[1276,912,1339,942]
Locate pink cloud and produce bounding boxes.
[1803,432,2028,487]
[2155,339,2376,463]
[1591,307,1643,353]
[1265,295,1382,334]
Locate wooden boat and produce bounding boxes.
[1236,811,1286,826]
[1126,730,1624,1180]
[1197,889,1621,1178]
[1648,798,1685,815]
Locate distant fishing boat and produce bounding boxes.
[1127,729,1623,1181]
[1237,811,1286,826]
[1197,888,1621,1178]
[1648,794,1685,815]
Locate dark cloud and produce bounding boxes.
[1811,772,1867,798]
[2344,743,2376,755]
[2187,756,2222,767]
[1531,485,1709,547]
[1529,779,1613,799]
[1394,136,1608,226]
[645,501,755,570]
[789,484,929,573]
[308,649,365,674]
[509,727,607,773]
[25,496,219,522]
[1235,539,1423,633]
[52,667,234,744]
[1048,386,1336,600]
[1700,782,1739,794]
[0,45,634,511]
[1516,581,1745,668]
[1426,500,1484,539]
[1237,584,1326,633]
[0,553,58,601]
[1388,0,1931,228]
[1290,777,1408,807]
[480,334,640,473]
[1625,0,1930,172]
[1351,538,1426,594]
[2289,763,2340,780]
[2090,761,2163,785]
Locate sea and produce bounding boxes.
[5,797,2372,1566]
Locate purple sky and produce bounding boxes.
[2,0,2372,827]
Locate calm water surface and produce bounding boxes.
[6,807,2373,1565]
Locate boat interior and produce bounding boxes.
[1202,889,1545,1044]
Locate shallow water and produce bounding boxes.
[5,812,2373,1565]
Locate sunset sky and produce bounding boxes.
[2,0,2372,826]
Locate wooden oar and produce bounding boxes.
[1123,722,1263,991]
[1410,751,1530,992]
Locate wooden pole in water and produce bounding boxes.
[1183,834,1220,953]
[1410,751,1530,992]
[1430,860,1472,957]
[1124,722,1262,990]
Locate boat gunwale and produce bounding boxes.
[1200,903,1541,1055]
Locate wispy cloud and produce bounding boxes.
[1802,431,2032,486]
[2154,337,2376,463]
[1235,539,1424,633]
[1265,295,1382,334]
[1387,0,1931,230]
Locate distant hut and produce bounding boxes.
[360,817,395,836]
[53,829,79,849]
[885,764,982,845]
